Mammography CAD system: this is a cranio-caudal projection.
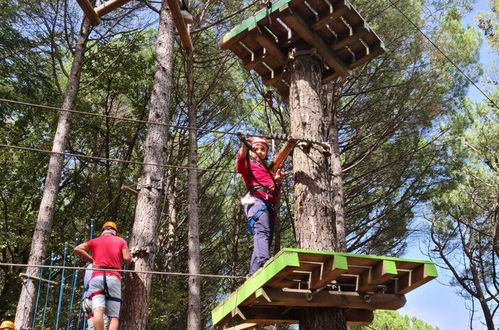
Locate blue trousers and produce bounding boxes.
[245,199,274,275]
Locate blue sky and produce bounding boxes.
[399,1,495,329]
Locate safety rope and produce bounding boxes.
[0,262,246,279]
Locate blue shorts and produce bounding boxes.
[89,275,122,318]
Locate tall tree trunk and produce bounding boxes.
[324,82,347,251]
[14,18,91,329]
[186,51,201,329]
[120,3,175,328]
[289,53,346,330]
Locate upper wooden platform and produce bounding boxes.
[75,0,193,52]
[211,248,437,328]
[220,0,385,100]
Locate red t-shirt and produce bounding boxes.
[87,234,128,280]
[236,153,280,205]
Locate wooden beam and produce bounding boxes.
[310,255,348,289]
[358,260,398,292]
[262,67,285,87]
[75,0,101,26]
[224,323,259,330]
[322,71,339,84]
[235,306,299,324]
[121,185,138,197]
[251,288,406,310]
[94,0,132,17]
[311,5,350,31]
[281,7,350,77]
[253,29,287,65]
[396,263,438,294]
[348,45,385,69]
[166,0,193,53]
[345,309,374,326]
[331,25,370,52]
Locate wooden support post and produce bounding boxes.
[75,0,101,25]
[309,255,348,290]
[358,260,398,292]
[251,288,406,310]
[345,309,374,326]
[166,0,194,53]
[94,0,133,17]
[281,7,350,77]
[395,263,438,294]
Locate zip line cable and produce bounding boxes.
[0,143,237,174]
[387,0,499,110]
[0,97,329,147]
[1,262,246,279]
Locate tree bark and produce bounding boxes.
[186,51,201,329]
[120,3,175,329]
[289,53,346,330]
[14,18,91,329]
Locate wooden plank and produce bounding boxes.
[224,323,259,330]
[94,0,132,16]
[358,260,398,292]
[396,263,438,294]
[251,288,406,310]
[311,5,351,31]
[235,306,299,324]
[75,0,101,26]
[345,309,374,326]
[166,0,193,53]
[262,67,285,87]
[310,255,348,289]
[211,251,301,326]
[253,29,287,65]
[19,272,58,285]
[332,25,370,52]
[322,71,339,84]
[281,7,350,77]
[349,45,385,69]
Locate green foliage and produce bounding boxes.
[354,310,439,330]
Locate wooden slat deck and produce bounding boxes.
[220,0,385,101]
[211,248,437,327]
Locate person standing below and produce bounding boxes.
[74,221,132,330]
[236,134,296,275]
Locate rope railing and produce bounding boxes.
[1,262,246,279]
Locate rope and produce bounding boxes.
[0,143,237,174]
[0,262,246,279]
[0,98,328,146]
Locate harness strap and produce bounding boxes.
[248,207,268,235]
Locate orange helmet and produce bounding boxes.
[250,136,268,149]
[0,321,15,329]
[102,221,118,231]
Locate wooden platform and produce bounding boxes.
[220,0,385,100]
[75,0,193,52]
[211,248,437,327]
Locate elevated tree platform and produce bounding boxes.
[75,0,193,52]
[220,0,385,101]
[212,248,437,328]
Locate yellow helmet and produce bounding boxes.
[0,320,15,329]
[102,221,118,231]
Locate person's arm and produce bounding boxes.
[122,247,132,265]
[271,139,297,173]
[236,135,251,173]
[74,242,94,264]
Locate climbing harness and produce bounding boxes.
[89,269,122,304]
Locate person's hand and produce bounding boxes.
[274,168,285,182]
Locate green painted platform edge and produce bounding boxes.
[211,250,300,325]
[211,248,438,326]
[221,0,386,52]
[221,0,292,45]
[282,248,436,266]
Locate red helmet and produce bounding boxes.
[250,136,268,149]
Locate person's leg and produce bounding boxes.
[88,276,106,330]
[105,276,122,330]
[248,200,271,275]
[92,307,105,330]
